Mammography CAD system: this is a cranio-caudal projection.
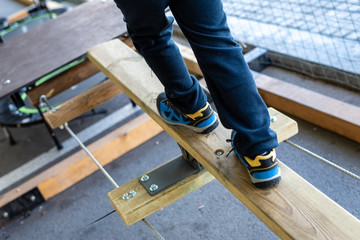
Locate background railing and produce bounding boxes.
[223,0,360,90]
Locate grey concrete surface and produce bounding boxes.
[0,0,25,17]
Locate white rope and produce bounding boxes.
[40,95,166,238]
[62,122,165,239]
[142,218,165,240]
[62,123,119,188]
[284,139,360,182]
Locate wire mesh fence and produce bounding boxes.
[223,0,360,90]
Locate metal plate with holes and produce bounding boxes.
[139,154,199,196]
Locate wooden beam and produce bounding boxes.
[109,162,214,226]
[87,39,360,239]
[7,9,29,24]
[13,0,35,5]
[255,74,360,143]
[27,59,100,106]
[177,43,360,143]
[43,79,121,129]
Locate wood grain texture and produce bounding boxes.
[43,79,121,129]
[87,39,360,240]
[37,114,163,200]
[13,0,34,5]
[27,59,100,106]
[7,9,29,24]
[177,43,360,143]
[108,163,214,226]
[0,0,126,99]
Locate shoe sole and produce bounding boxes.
[250,168,281,189]
[162,116,219,134]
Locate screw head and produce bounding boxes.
[215,149,224,156]
[30,195,36,202]
[129,190,136,197]
[51,106,61,113]
[270,116,277,122]
[2,212,9,218]
[140,175,149,182]
[3,79,11,85]
[149,184,158,192]
[122,193,130,200]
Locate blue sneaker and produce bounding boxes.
[228,131,281,188]
[156,92,219,134]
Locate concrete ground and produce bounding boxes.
[1,1,360,240]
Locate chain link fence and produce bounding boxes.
[223,0,360,90]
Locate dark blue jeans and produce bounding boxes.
[113,0,278,157]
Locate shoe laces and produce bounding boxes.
[162,99,186,118]
[225,138,235,157]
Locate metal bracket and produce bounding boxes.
[139,145,203,196]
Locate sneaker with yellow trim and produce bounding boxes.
[228,131,281,188]
[156,92,219,134]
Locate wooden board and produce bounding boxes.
[0,0,126,99]
[8,9,29,24]
[43,79,121,129]
[27,59,100,106]
[109,164,214,226]
[88,39,360,240]
[256,74,360,143]
[176,43,360,143]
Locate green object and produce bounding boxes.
[18,58,85,114]
[0,12,58,37]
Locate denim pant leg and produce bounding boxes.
[113,0,207,114]
[169,0,278,156]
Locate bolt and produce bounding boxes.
[140,175,149,182]
[30,195,36,202]
[51,106,61,113]
[270,116,277,122]
[129,190,136,197]
[149,184,158,192]
[2,212,9,218]
[3,79,11,85]
[215,149,224,156]
[122,193,130,200]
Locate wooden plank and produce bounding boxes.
[27,59,100,106]
[42,79,121,129]
[177,43,360,143]
[13,0,34,5]
[255,74,360,143]
[88,39,360,240]
[7,9,29,24]
[0,0,126,99]
[109,163,214,226]
[35,114,163,200]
